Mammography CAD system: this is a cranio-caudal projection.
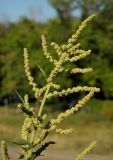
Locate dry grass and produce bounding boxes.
[0,100,113,156]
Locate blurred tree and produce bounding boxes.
[75,0,103,20]
[0,18,43,101]
[48,0,76,27]
[48,0,103,21]
[1,0,113,104]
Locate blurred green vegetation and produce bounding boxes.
[0,2,113,158]
[1,99,113,154]
[0,0,113,108]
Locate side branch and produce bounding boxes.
[50,88,100,125]
[51,42,62,56]
[24,48,39,98]
[41,34,57,64]
[61,67,92,74]
[68,50,91,62]
[47,86,100,99]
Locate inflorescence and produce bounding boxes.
[1,14,100,160]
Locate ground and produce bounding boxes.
[0,100,113,159]
[1,146,113,160]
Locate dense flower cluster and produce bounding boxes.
[1,14,100,160]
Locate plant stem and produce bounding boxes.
[38,85,50,117]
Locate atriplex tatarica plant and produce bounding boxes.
[1,14,100,160]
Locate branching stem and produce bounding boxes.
[38,84,51,116]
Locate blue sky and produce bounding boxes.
[0,0,56,22]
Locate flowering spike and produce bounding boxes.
[24,48,38,95]
[75,141,96,160]
[41,34,57,64]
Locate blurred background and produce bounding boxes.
[0,0,113,159]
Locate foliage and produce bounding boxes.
[48,0,76,27]
[0,0,113,102]
[48,0,103,20]
[0,18,47,100]
[0,15,100,160]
